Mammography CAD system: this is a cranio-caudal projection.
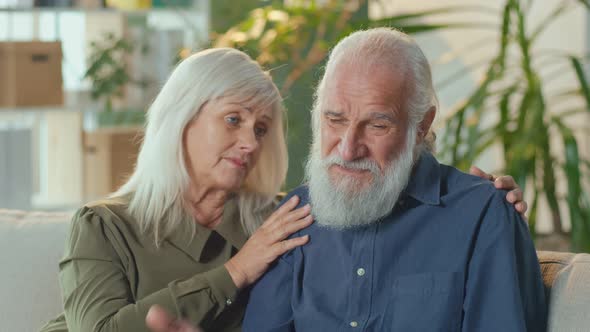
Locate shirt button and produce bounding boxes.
[350,321,358,328]
[225,298,233,306]
[356,268,366,276]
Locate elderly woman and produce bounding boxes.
[41,48,526,332]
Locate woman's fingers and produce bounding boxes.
[469,166,493,181]
[260,195,300,227]
[284,203,311,222]
[267,206,312,240]
[506,188,523,203]
[280,214,313,236]
[515,200,528,214]
[494,175,517,190]
[146,306,202,332]
[146,306,174,332]
[272,235,310,256]
[274,195,300,215]
[272,204,311,228]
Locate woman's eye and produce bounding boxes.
[254,126,268,138]
[225,116,240,125]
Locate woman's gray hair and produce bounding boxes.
[311,27,438,153]
[113,48,288,244]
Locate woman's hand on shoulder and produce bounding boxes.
[470,166,528,218]
[224,195,313,289]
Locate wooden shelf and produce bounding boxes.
[0,5,204,13]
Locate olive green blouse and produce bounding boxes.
[40,197,248,332]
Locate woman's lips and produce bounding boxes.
[226,157,247,169]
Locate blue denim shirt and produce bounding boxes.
[243,152,547,332]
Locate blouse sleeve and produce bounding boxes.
[59,207,240,332]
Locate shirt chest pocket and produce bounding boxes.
[386,272,463,332]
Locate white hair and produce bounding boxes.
[306,124,417,228]
[113,48,288,244]
[311,27,438,155]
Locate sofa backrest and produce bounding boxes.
[538,250,590,331]
[0,209,73,332]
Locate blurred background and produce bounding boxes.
[0,0,589,252]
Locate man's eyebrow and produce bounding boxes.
[323,110,344,117]
[369,112,395,122]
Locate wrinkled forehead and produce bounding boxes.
[321,62,409,112]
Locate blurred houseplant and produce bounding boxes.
[438,0,590,252]
[84,32,148,127]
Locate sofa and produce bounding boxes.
[1,209,589,332]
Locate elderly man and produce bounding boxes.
[242,28,546,331]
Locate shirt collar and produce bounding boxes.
[214,198,248,251]
[402,151,441,205]
[166,198,247,263]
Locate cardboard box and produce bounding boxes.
[83,128,142,200]
[106,0,150,10]
[0,41,64,107]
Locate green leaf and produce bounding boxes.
[368,4,497,24]
[499,87,515,154]
[498,0,513,71]
[528,190,539,239]
[571,56,590,111]
[574,0,590,10]
[553,118,590,251]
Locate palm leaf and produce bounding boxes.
[571,56,590,111]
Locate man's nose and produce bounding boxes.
[338,126,367,161]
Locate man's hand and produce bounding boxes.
[470,166,528,217]
[146,305,202,332]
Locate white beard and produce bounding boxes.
[306,126,419,229]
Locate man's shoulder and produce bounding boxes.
[280,185,310,207]
[439,163,504,200]
[438,163,523,227]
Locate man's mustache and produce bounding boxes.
[321,155,381,175]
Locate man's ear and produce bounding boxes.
[417,106,436,142]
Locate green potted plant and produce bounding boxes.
[439,0,590,252]
[84,32,147,127]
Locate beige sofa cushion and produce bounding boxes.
[0,209,72,332]
[538,251,590,332]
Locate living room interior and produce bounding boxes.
[1,0,589,331]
